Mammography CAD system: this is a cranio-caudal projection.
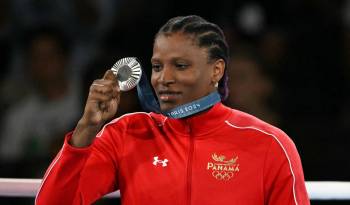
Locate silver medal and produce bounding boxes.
[111,57,142,91]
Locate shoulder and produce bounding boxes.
[225,108,304,174]
[112,112,153,123]
[103,111,154,128]
[225,107,296,151]
[96,112,158,138]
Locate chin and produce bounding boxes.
[159,102,179,111]
[160,104,173,112]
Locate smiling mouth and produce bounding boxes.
[157,91,181,102]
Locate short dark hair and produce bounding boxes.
[156,15,229,101]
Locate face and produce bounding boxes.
[151,32,224,111]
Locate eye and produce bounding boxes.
[152,64,162,72]
[175,63,188,70]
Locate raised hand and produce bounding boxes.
[71,70,120,147]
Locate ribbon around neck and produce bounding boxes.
[136,68,221,119]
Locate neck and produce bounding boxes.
[163,91,221,119]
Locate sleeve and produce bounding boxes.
[35,122,122,205]
[263,132,310,205]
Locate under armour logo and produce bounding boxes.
[153,156,168,167]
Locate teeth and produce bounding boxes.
[159,92,179,101]
[160,95,169,100]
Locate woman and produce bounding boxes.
[36,15,310,205]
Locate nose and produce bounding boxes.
[158,66,175,85]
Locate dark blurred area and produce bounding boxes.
[0,0,349,204]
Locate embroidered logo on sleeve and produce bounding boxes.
[207,153,240,181]
[153,156,168,167]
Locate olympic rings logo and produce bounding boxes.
[212,171,234,181]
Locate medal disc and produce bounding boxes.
[111,57,142,91]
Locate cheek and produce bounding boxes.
[151,71,158,87]
[178,69,202,84]
[185,70,209,87]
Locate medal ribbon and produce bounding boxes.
[137,68,221,118]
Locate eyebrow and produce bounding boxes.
[151,56,190,63]
[150,57,160,63]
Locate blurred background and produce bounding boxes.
[0,0,349,204]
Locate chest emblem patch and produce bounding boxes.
[207,153,240,181]
[153,156,168,167]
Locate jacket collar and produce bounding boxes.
[158,103,232,136]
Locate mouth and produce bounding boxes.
[157,90,182,102]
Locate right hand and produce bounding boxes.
[71,70,120,147]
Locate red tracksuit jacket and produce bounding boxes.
[35,103,310,205]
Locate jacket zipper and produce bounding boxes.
[186,123,194,205]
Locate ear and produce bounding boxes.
[211,59,225,86]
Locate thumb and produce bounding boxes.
[103,70,117,81]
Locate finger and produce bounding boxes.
[90,81,114,94]
[87,99,107,112]
[103,70,117,81]
[93,78,118,87]
[112,86,120,98]
[88,91,113,102]
[94,79,120,96]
